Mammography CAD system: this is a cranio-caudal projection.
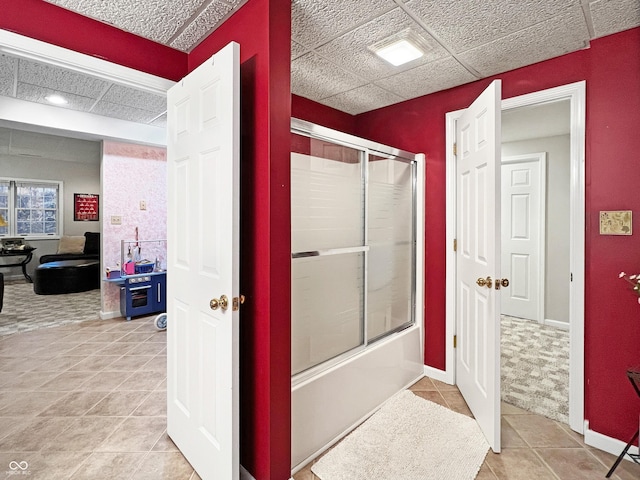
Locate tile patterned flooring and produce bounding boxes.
[0,315,200,480]
[0,314,638,479]
[295,377,640,480]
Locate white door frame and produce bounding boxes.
[445,81,586,433]
[501,153,547,324]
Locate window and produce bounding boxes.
[0,179,62,238]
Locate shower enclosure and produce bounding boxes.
[291,119,424,470]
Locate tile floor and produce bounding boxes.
[1,315,639,480]
[0,315,200,480]
[294,377,640,480]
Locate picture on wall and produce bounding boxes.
[74,193,99,221]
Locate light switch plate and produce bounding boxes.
[140,200,147,210]
[110,215,122,225]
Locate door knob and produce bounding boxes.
[232,295,245,311]
[219,295,229,310]
[476,276,492,288]
[209,295,229,311]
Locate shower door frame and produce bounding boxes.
[290,118,425,471]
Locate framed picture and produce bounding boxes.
[74,193,99,221]
[599,210,632,235]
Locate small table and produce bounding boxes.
[0,248,36,283]
[606,368,640,477]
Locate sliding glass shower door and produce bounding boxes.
[291,130,416,377]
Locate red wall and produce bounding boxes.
[0,0,186,81]
[292,94,356,134]
[189,0,292,478]
[353,28,640,443]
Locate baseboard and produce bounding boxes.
[544,318,569,331]
[99,310,121,320]
[424,365,452,384]
[584,420,639,461]
[240,465,255,480]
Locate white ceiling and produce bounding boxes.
[0,0,637,123]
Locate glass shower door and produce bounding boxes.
[291,133,365,375]
[367,154,416,341]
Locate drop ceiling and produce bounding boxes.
[0,0,638,124]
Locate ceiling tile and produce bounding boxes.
[291,52,366,101]
[319,84,404,115]
[316,8,448,82]
[170,1,234,51]
[16,83,97,111]
[458,8,590,77]
[405,0,581,53]
[91,100,161,123]
[375,56,476,100]
[0,55,17,97]
[18,59,109,98]
[590,0,640,38]
[291,0,396,48]
[101,84,166,114]
[45,0,208,44]
[292,40,308,60]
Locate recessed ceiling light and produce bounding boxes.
[45,94,68,105]
[374,39,424,66]
[369,29,434,67]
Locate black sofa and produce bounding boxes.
[39,232,100,264]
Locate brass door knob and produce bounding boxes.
[476,276,493,288]
[232,295,246,311]
[219,295,229,310]
[210,295,229,311]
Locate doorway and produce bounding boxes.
[500,100,571,425]
[445,81,586,437]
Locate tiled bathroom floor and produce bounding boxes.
[0,315,638,479]
[294,377,640,480]
[0,315,199,480]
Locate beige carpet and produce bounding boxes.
[311,390,489,480]
[0,281,101,336]
[501,315,569,424]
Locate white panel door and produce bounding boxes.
[456,80,502,453]
[501,154,546,322]
[166,42,240,480]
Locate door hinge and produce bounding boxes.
[453,335,457,348]
[453,142,457,156]
[453,238,457,252]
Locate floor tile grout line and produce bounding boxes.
[530,447,564,480]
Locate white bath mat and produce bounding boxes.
[311,390,489,480]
